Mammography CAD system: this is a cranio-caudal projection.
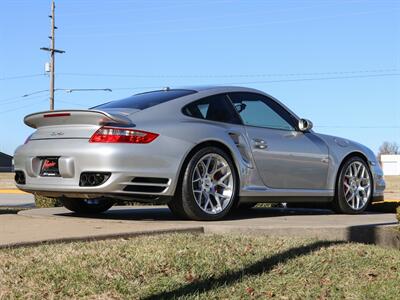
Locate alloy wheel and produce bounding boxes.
[343,161,371,210]
[191,153,234,214]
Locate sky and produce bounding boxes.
[0,0,399,155]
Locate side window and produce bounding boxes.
[228,92,296,131]
[183,94,242,124]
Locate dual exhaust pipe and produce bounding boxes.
[15,170,110,187]
[79,172,110,187]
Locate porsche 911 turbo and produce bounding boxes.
[14,86,385,220]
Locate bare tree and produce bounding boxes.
[378,141,399,161]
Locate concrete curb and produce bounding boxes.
[9,207,400,250]
[0,226,204,250]
[3,223,398,250]
[204,224,400,250]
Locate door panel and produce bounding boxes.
[246,127,329,189]
[227,92,329,190]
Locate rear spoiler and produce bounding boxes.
[24,110,133,129]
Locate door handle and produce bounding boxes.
[252,138,268,149]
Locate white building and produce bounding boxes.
[381,154,400,176]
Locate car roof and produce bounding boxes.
[154,85,263,93]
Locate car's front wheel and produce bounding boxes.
[169,146,238,221]
[333,157,372,214]
[60,197,114,214]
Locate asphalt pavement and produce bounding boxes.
[0,191,34,207]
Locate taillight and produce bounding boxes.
[89,126,159,144]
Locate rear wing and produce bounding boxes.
[24,110,133,129]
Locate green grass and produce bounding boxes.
[0,234,399,299]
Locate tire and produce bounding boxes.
[167,197,189,219]
[168,146,239,221]
[60,197,115,214]
[332,156,373,214]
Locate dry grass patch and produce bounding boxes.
[0,234,399,299]
[385,176,400,199]
[0,173,15,189]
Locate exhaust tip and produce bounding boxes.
[15,171,26,185]
[79,172,110,187]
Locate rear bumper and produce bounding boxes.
[14,138,192,199]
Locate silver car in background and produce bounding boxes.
[14,86,385,220]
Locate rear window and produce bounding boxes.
[94,89,197,110]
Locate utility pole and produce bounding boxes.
[40,0,65,111]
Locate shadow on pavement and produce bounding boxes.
[54,206,337,222]
[142,240,346,300]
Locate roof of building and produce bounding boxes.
[0,152,12,160]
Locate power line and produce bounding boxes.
[63,88,112,93]
[22,90,49,98]
[57,0,235,17]
[316,126,400,129]
[1,72,398,110]
[59,7,399,38]
[0,74,46,81]
[56,99,88,108]
[0,91,49,104]
[2,71,398,101]
[60,2,336,30]
[0,94,48,107]
[0,88,111,104]
[220,73,400,86]
[0,99,48,115]
[108,73,400,91]
[2,68,397,81]
[57,68,399,79]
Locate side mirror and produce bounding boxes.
[298,118,313,132]
[234,103,247,113]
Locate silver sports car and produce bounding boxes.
[14,86,385,220]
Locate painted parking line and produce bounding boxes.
[0,189,27,194]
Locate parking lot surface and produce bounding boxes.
[0,206,396,248]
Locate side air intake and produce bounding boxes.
[123,177,170,194]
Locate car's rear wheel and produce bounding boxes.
[168,146,238,221]
[60,197,114,214]
[333,157,372,214]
